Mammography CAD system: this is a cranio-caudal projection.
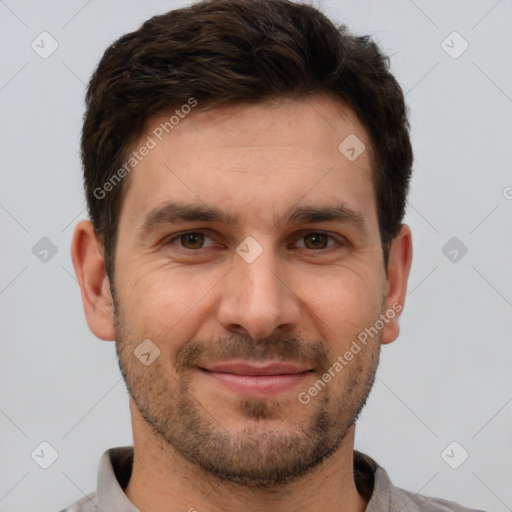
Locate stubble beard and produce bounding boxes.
[114,311,381,489]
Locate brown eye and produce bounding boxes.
[179,232,205,249]
[302,233,330,249]
[165,231,218,253]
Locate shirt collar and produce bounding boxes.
[96,446,392,511]
[97,446,139,512]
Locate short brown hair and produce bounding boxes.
[81,0,412,278]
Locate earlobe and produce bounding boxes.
[381,224,413,344]
[71,220,116,341]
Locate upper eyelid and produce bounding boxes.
[291,231,346,249]
[167,230,217,246]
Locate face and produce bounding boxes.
[111,95,391,487]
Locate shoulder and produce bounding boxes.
[58,491,100,512]
[390,484,488,512]
[354,451,487,512]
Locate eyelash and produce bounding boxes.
[163,230,346,253]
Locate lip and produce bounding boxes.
[199,360,313,397]
[202,361,311,375]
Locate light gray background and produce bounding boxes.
[1,0,511,510]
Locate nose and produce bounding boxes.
[217,243,301,340]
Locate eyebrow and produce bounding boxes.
[137,200,368,238]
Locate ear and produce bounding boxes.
[381,224,413,345]
[71,219,116,341]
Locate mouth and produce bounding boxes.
[198,360,314,397]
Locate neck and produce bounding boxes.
[124,403,367,512]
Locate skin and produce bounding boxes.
[72,94,412,512]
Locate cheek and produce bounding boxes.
[294,268,383,345]
[118,265,220,346]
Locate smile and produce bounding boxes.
[199,361,314,397]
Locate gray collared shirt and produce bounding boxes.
[59,446,486,512]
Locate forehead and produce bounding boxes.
[119,94,377,231]
[144,95,373,164]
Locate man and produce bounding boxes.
[65,0,485,510]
